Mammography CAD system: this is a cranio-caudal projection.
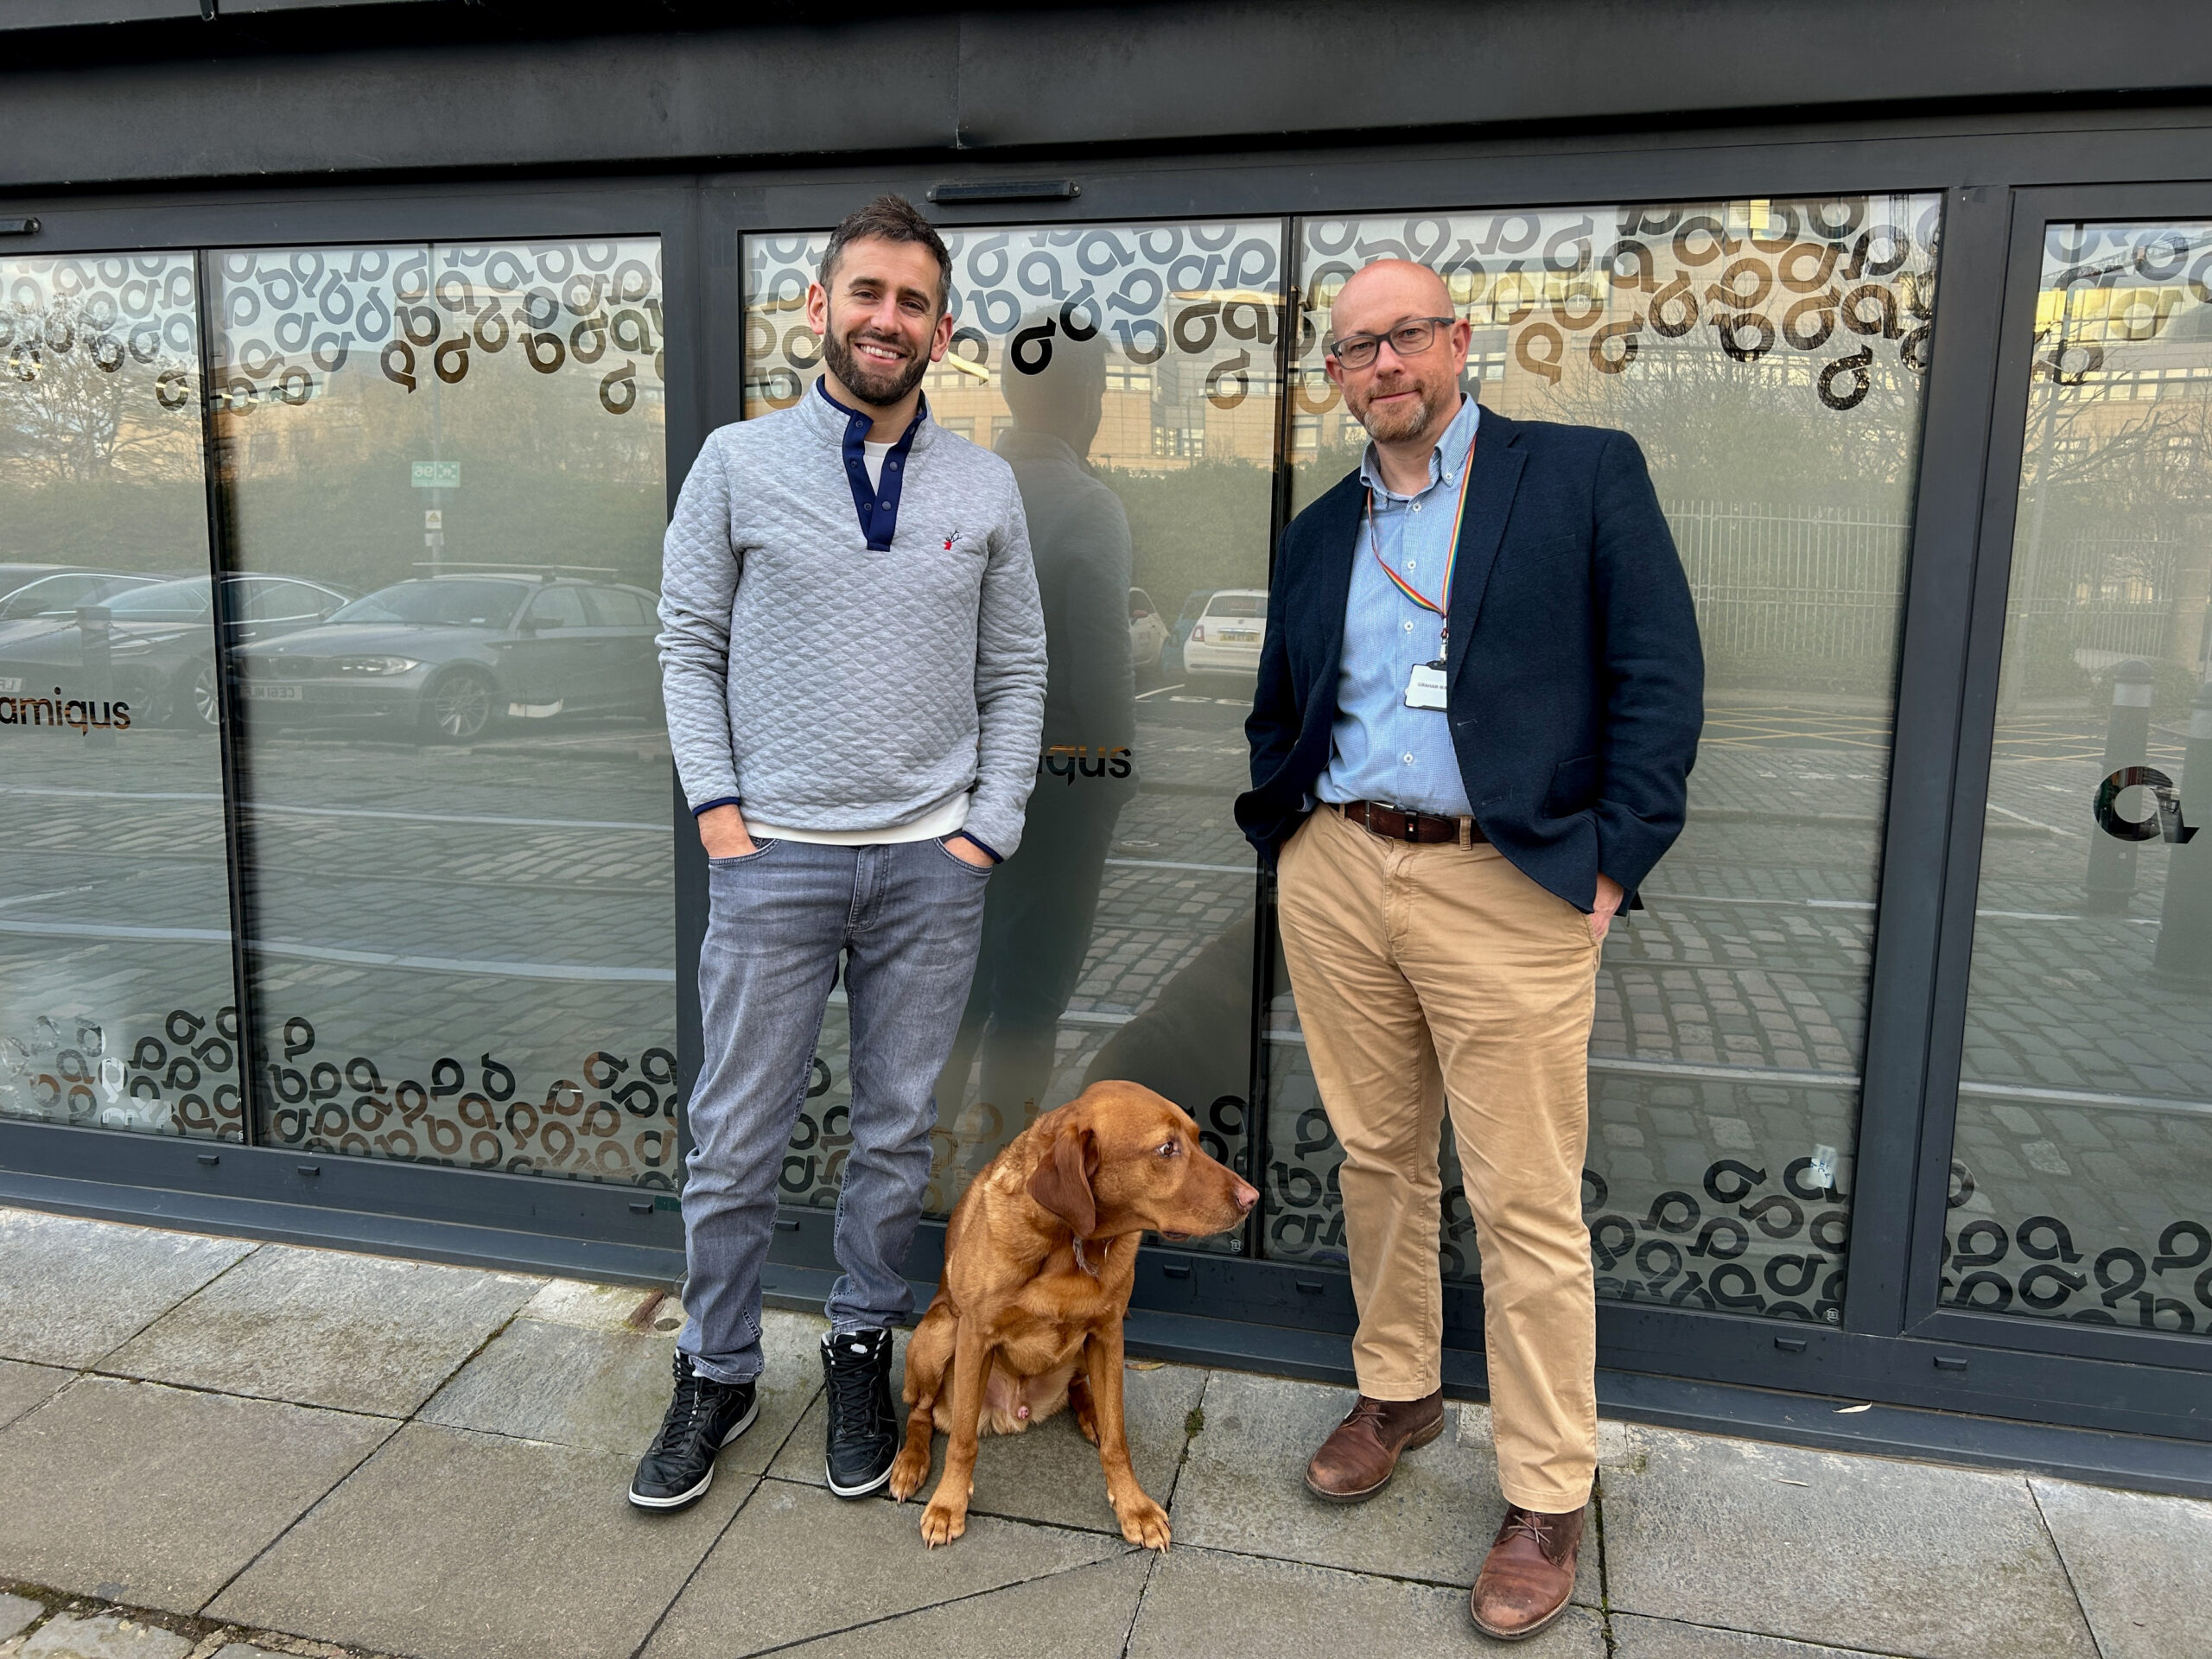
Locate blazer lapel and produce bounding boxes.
[1445,410,1527,684]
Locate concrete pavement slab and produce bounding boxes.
[644,1478,1131,1656]
[208,1422,745,1659]
[736,1551,1153,1659]
[1612,1614,1910,1656]
[1602,1426,2098,1659]
[0,1211,255,1370]
[101,1246,541,1417]
[2030,1477,2212,1659]
[0,1359,72,1430]
[1127,1547,1605,1659]
[781,1359,1205,1537]
[0,1592,43,1641]
[1165,1370,1599,1601]
[16,1613,191,1659]
[0,1376,394,1614]
[419,1304,821,1461]
[517,1278,677,1334]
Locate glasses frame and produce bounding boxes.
[1325,314,1459,370]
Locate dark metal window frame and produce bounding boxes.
[1,124,2210,1457]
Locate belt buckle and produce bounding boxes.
[1402,812,1419,842]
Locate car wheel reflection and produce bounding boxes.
[423,668,495,743]
[166,657,221,730]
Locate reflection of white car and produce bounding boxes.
[1128,588,1171,673]
[1180,588,1268,677]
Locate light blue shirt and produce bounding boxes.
[1316,395,1480,817]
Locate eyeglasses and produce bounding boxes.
[1325,316,1458,372]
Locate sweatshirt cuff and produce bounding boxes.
[950,830,1003,863]
[960,800,1026,863]
[690,796,741,817]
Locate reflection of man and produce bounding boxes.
[643,196,1046,1511]
[1237,260,1701,1641]
[936,320,1135,1166]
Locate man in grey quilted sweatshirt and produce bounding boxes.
[633,196,1046,1513]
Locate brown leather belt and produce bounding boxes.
[1335,798,1486,847]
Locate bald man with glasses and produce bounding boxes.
[1237,261,1701,1643]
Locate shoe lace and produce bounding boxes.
[1498,1507,1563,1558]
[1340,1396,1388,1433]
[649,1355,716,1458]
[825,1336,887,1439]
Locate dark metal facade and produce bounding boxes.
[3,1,2210,1492]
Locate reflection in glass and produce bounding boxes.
[744,222,1282,1224]
[1948,220,2212,1337]
[208,240,677,1183]
[0,251,241,1141]
[1271,198,1943,1319]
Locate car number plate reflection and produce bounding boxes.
[247,683,303,701]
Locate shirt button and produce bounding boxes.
[1411,503,1422,513]
[1402,753,1415,765]
[1402,620,1414,632]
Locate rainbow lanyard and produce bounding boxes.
[1364,427,1478,652]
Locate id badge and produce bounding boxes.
[1404,661,1448,710]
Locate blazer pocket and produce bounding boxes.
[1546,753,1601,815]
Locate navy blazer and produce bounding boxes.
[1237,407,1703,911]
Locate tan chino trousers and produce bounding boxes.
[1276,802,1600,1512]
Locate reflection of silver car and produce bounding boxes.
[1128,588,1171,674]
[235,575,663,744]
[0,570,165,623]
[1179,588,1268,677]
[0,575,348,727]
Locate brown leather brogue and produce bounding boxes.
[1470,1503,1585,1641]
[1302,1389,1446,1503]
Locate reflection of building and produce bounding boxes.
[8,3,2212,1491]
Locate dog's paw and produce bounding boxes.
[1115,1493,1172,1552]
[887,1443,930,1503]
[919,1497,969,1548]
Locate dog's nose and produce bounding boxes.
[1234,1180,1258,1212]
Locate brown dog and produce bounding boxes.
[887,1079,1257,1548]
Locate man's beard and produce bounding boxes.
[1351,379,1440,443]
[823,323,930,408]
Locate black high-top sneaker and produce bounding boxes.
[628,1351,759,1511]
[821,1327,898,1497]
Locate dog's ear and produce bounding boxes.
[1027,1124,1099,1238]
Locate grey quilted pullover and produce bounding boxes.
[657,384,1048,858]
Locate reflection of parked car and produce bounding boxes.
[0,571,170,654]
[1179,588,1268,677]
[0,570,165,620]
[1128,588,1171,675]
[234,575,664,744]
[0,574,350,727]
[0,565,70,607]
[1172,590,1211,656]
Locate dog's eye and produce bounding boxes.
[1156,1141,1180,1158]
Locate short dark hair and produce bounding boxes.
[819,194,953,315]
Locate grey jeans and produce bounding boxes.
[677,834,992,1385]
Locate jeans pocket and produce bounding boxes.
[708,837,779,868]
[931,836,995,875]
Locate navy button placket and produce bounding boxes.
[817,378,928,552]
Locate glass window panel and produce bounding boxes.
[208,239,677,1184]
[744,220,1285,1232]
[0,251,242,1141]
[1948,219,2212,1339]
[1269,197,1942,1320]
